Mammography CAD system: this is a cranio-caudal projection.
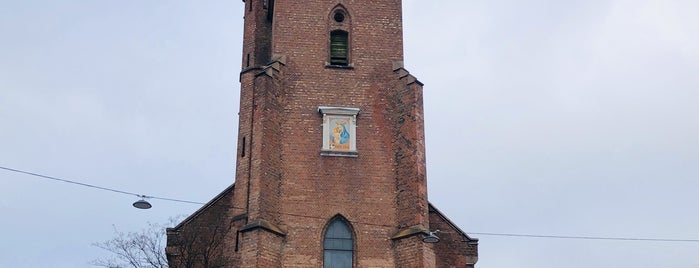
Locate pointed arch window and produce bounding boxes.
[330,30,349,66]
[323,218,354,268]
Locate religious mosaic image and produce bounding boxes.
[329,116,351,150]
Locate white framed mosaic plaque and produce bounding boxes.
[318,106,359,157]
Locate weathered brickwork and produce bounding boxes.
[166,1,478,267]
[429,205,479,268]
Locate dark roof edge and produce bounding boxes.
[171,183,236,230]
[428,202,479,242]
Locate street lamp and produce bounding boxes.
[423,230,441,243]
[132,195,152,209]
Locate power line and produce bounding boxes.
[3,165,699,243]
[0,166,204,205]
[467,232,699,243]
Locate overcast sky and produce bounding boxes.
[1,1,698,267]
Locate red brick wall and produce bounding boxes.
[166,186,239,268]
[167,1,477,267]
[429,209,479,268]
[394,235,437,267]
[239,229,284,267]
[257,1,430,266]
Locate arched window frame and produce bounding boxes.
[327,5,352,68]
[322,216,355,268]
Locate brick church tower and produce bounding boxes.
[166,1,478,267]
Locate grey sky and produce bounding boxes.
[1,1,698,267]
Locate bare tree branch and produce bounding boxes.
[93,221,172,268]
[93,217,231,268]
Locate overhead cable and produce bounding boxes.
[0,165,204,205]
[3,165,699,243]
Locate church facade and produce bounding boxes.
[166,1,478,267]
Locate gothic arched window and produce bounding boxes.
[328,6,351,67]
[323,218,354,268]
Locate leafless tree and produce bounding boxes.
[92,221,170,268]
[93,218,233,268]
